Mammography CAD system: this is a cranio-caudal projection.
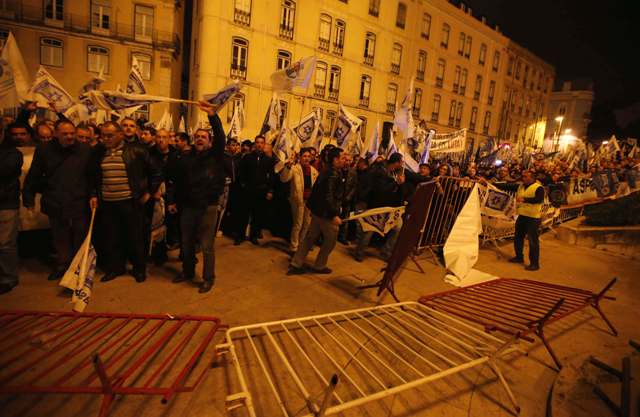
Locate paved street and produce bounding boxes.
[1,232,639,417]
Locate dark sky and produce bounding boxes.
[466,0,640,138]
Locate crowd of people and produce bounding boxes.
[1,100,638,295]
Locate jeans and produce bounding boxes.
[289,199,311,251]
[49,214,88,273]
[180,205,218,283]
[514,215,540,266]
[0,209,19,287]
[355,217,403,258]
[100,199,146,275]
[291,214,339,270]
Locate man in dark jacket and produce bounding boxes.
[88,121,162,283]
[0,133,23,293]
[23,120,93,281]
[234,135,276,245]
[167,101,225,293]
[288,147,347,275]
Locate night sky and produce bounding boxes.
[465,0,640,139]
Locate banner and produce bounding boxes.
[82,90,174,110]
[203,81,243,108]
[270,56,316,92]
[345,206,405,236]
[591,170,618,198]
[259,93,282,136]
[59,232,97,312]
[29,66,75,113]
[0,32,32,107]
[480,183,516,219]
[126,55,147,94]
[430,128,467,154]
[393,77,415,142]
[361,120,380,161]
[292,111,319,145]
[228,99,244,139]
[333,103,362,149]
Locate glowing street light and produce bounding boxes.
[555,115,564,123]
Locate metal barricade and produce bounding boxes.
[0,310,223,417]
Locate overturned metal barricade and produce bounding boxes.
[419,278,617,369]
[0,310,223,417]
[216,302,521,417]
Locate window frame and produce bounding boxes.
[441,23,450,49]
[87,45,110,74]
[314,61,328,97]
[396,2,407,29]
[276,49,292,70]
[421,13,431,39]
[333,19,346,55]
[134,4,154,42]
[40,37,64,67]
[416,50,427,81]
[386,83,398,113]
[131,52,152,80]
[279,0,296,40]
[359,74,372,107]
[431,94,441,122]
[391,42,402,74]
[364,32,376,65]
[230,36,249,80]
[479,43,487,66]
[318,13,332,51]
[91,0,111,32]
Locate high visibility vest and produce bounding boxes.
[517,182,543,218]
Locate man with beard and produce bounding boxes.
[23,120,93,281]
[167,101,226,293]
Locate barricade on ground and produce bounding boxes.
[418,277,617,369]
[215,302,521,417]
[0,310,223,417]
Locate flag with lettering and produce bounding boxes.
[203,81,243,109]
[345,206,405,236]
[59,232,97,313]
[393,77,415,142]
[270,56,317,92]
[292,111,319,145]
[333,103,362,149]
[259,93,282,136]
[30,66,75,113]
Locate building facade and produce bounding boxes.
[0,0,184,122]
[188,0,555,148]
[544,79,594,143]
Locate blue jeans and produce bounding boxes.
[0,209,19,287]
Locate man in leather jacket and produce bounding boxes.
[88,121,162,283]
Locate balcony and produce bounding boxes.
[314,85,325,98]
[412,108,420,118]
[431,113,439,122]
[459,86,466,95]
[488,96,494,105]
[390,63,400,74]
[483,127,489,135]
[333,43,344,56]
[452,84,459,93]
[435,78,443,88]
[455,118,461,128]
[396,20,405,29]
[474,91,480,100]
[279,24,294,40]
[470,123,476,131]
[369,5,379,17]
[416,70,424,81]
[318,38,329,52]
[364,55,374,66]
[387,103,395,114]
[359,97,369,107]
[0,3,179,51]
[448,117,454,127]
[234,8,250,26]
[328,89,339,101]
[421,32,429,40]
[230,64,247,80]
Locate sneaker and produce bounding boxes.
[287,266,306,275]
[312,267,332,274]
[508,257,524,264]
[525,264,540,271]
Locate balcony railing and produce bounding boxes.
[314,85,325,98]
[328,89,339,101]
[0,3,179,51]
[474,91,480,100]
[459,86,466,95]
[396,20,405,29]
[279,24,294,40]
[470,123,476,132]
[390,63,400,74]
[421,32,429,40]
[333,43,344,56]
[364,55,374,66]
[412,108,420,118]
[416,70,424,81]
[435,78,443,88]
[318,38,329,52]
[369,5,379,17]
[387,103,395,114]
[431,113,439,122]
[452,84,459,93]
[483,126,489,135]
[359,97,369,107]
[455,118,461,128]
[488,96,494,105]
[448,117,454,127]
[234,8,251,26]
[230,64,247,80]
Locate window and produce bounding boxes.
[416,50,426,81]
[458,32,465,56]
[479,43,487,65]
[391,43,402,74]
[492,51,500,72]
[318,14,331,51]
[280,0,296,39]
[132,53,151,80]
[312,107,323,123]
[470,106,478,131]
[488,80,495,105]
[0,31,8,49]
[359,116,367,141]
[87,45,109,73]
[455,102,463,128]
[460,69,467,95]
[441,23,450,48]
[483,111,491,134]
[537,72,543,91]
[364,32,375,65]
[277,50,291,70]
[453,66,461,93]
[333,20,345,55]
[359,75,371,107]
[234,0,251,26]
[412,88,422,118]
[507,55,514,76]
[421,13,431,39]
[474,75,482,100]
[40,38,63,67]
[231,37,248,79]
[44,0,64,21]
[544,77,550,93]
[314,61,327,97]
[368,0,380,17]
[133,104,149,121]
[279,100,288,128]
[523,65,529,87]
[91,0,110,32]
[386,83,398,113]
[448,99,456,126]
[134,5,154,41]
[435,59,445,87]
[227,93,245,122]
[325,110,336,136]
[515,61,521,80]
[396,2,407,29]
[328,65,341,100]
[464,35,472,59]
[431,94,441,122]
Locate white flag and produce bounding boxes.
[59,231,97,312]
[178,115,186,133]
[393,77,415,142]
[156,109,172,131]
[361,121,380,161]
[0,32,32,107]
[309,107,324,150]
[82,90,184,111]
[386,130,399,157]
[228,101,243,140]
[203,81,243,109]
[345,206,405,236]
[29,66,75,113]
[260,93,282,135]
[270,56,317,92]
[333,103,362,149]
[292,111,319,145]
[127,55,147,94]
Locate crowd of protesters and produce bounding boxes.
[1,100,639,295]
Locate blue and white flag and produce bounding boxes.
[82,90,185,111]
[228,99,244,140]
[59,230,97,312]
[361,120,380,161]
[292,110,320,145]
[386,130,399,157]
[419,129,435,165]
[393,77,415,143]
[30,66,75,113]
[260,93,282,136]
[345,206,405,236]
[126,55,147,94]
[334,103,362,149]
[271,56,317,92]
[203,81,243,109]
[0,32,32,107]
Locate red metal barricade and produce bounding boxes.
[0,310,223,417]
[419,278,617,369]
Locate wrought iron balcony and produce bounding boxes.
[369,4,379,16]
[474,91,480,100]
[431,113,439,122]
[364,55,374,66]
[435,78,443,88]
[333,43,344,56]
[328,89,339,101]
[314,85,325,98]
[455,118,461,128]
[279,24,294,40]
[452,84,459,93]
[470,123,476,132]
[230,64,247,80]
[448,117,454,127]
[416,70,425,81]
[488,96,494,105]
[412,108,420,118]
[234,8,251,26]
[318,38,329,52]
[460,86,466,95]
[387,103,395,114]
[359,97,369,107]
[390,63,400,74]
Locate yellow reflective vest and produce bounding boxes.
[516,182,543,218]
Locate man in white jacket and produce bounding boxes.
[279,148,319,252]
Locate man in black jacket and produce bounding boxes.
[23,120,93,281]
[167,101,225,293]
[288,147,347,275]
[234,135,276,245]
[0,133,23,294]
[88,121,162,283]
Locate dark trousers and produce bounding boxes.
[235,189,266,239]
[49,214,88,273]
[100,199,145,275]
[0,209,19,287]
[180,205,218,283]
[514,215,540,266]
